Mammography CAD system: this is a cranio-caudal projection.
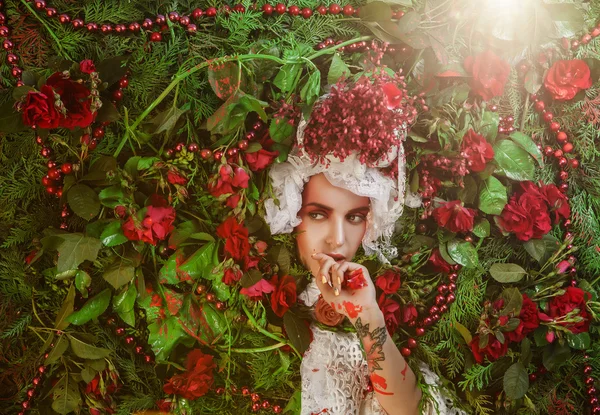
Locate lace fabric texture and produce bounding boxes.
[299,281,465,415]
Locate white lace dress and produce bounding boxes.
[299,281,465,415]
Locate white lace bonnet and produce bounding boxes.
[264,115,421,263]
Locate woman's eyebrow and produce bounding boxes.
[304,202,370,214]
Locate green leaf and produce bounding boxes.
[453,321,472,344]
[328,54,351,85]
[396,10,420,34]
[534,326,549,347]
[12,85,35,101]
[283,311,312,355]
[137,156,159,170]
[493,140,536,182]
[479,176,507,215]
[241,269,263,288]
[56,233,102,273]
[273,63,302,93]
[159,243,216,285]
[269,116,295,143]
[283,390,302,415]
[68,335,111,359]
[503,362,529,400]
[45,335,69,364]
[524,68,542,95]
[490,263,527,283]
[543,341,571,371]
[520,338,532,367]
[447,239,479,268]
[300,71,321,107]
[113,283,137,314]
[75,270,92,298]
[567,332,590,350]
[267,245,292,275]
[500,287,523,316]
[509,132,544,168]
[81,156,118,182]
[124,156,141,178]
[546,3,585,38]
[80,366,96,384]
[473,219,491,238]
[96,55,128,87]
[438,242,457,265]
[98,186,125,208]
[458,176,477,205]
[359,1,393,21]
[100,220,128,247]
[95,100,121,123]
[65,288,111,325]
[87,359,107,372]
[55,285,76,330]
[67,184,101,220]
[0,101,27,133]
[208,61,241,100]
[523,234,560,264]
[103,258,135,289]
[51,374,81,414]
[148,316,188,361]
[479,111,500,141]
[206,92,240,134]
[148,106,187,136]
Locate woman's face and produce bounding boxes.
[295,173,370,279]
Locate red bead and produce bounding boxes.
[187,143,199,153]
[429,305,440,315]
[40,146,52,158]
[242,386,250,395]
[572,40,580,49]
[115,327,126,336]
[237,139,249,150]
[401,347,411,357]
[252,121,263,131]
[227,147,238,157]
[558,157,568,168]
[448,272,458,282]
[317,5,327,15]
[213,150,223,161]
[22,401,29,410]
[440,305,448,313]
[288,5,300,16]
[2,39,13,50]
[542,112,553,122]
[216,387,225,395]
[200,149,213,160]
[423,317,433,326]
[106,317,116,326]
[192,8,204,19]
[205,7,217,17]
[562,143,573,153]
[216,301,226,311]
[570,159,579,169]
[435,294,446,306]
[72,18,84,29]
[448,282,457,292]
[179,16,190,26]
[144,355,153,364]
[7,53,18,64]
[115,24,127,33]
[591,397,599,407]
[407,338,418,349]
[328,4,341,14]
[135,346,144,354]
[38,366,46,373]
[119,78,129,88]
[128,22,141,32]
[586,377,596,386]
[251,393,260,402]
[261,400,270,409]
[559,171,568,181]
[155,14,166,25]
[544,146,554,156]
[262,4,274,15]
[556,131,568,142]
[41,176,53,187]
[34,0,46,10]
[529,373,537,382]
[416,327,426,336]
[27,389,35,398]
[343,5,354,15]
[86,22,98,32]
[125,336,135,345]
[168,11,180,22]
[186,24,197,33]
[549,121,560,132]
[588,387,597,396]
[301,7,313,18]
[140,18,153,30]
[149,31,162,42]
[48,167,61,180]
[59,14,71,24]
[593,28,600,38]
[175,142,185,152]
[32,377,41,387]
[273,405,282,413]
[582,34,592,44]
[0,26,8,36]
[112,89,123,101]
[586,365,595,375]
[275,3,287,14]
[60,163,73,174]
[92,127,105,139]
[101,24,113,33]
[534,101,545,112]
[252,403,260,412]
[206,293,216,302]
[446,293,456,303]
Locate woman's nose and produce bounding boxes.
[326,218,345,247]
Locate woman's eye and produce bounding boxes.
[308,212,326,220]
[347,214,366,223]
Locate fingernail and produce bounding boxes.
[322,275,328,284]
[337,277,342,285]
[334,287,340,296]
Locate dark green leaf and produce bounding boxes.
[490,263,527,283]
[206,92,240,134]
[75,270,91,298]
[546,4,584,38]
[398,31,431,49]
[447,239,479,268]
[453,321,472,344]
[80,366,96,384]
[100,220,128,247]
[45,335,69,364]
[567,332,590,350]
[479,176,507,215]
[55,285,76,330]
[65,288,111,325]
[283,311,312,355]
[236,94,268,122]
[95,100,121,123]
[269,116,295,143]
[87,359,106,372]
[523,234,560,264]
[267,245,292,275]
[12,85,35,101]
[509,132,544,168]
[168,220,203,248]
[208,61,241,100]
[148,316,188,361]
[98,186,125,208]
[149,106,187,137]
[159,243,216,285]
[503,362,529,399]
[0,101,27,134]
[273,63,302,93]
[457,176,477,205]
[96,56,129,87]
[473,219,491,238]
[103,258,135,289]
[359,2,393,21]
[283,390,302,415]
[81,155,117,182]
[67,184,101,220]
[520,338,532,367]
[524,68,542,95]
[543,341,571,371]
[493,140,536,181]
[438,242,457,265]
[300,71,321,107]
[534,326,549,347]
[245,142,263,153]
[56,234,102,273]
[500,287,523,316]
[479,111,500,141]
[113,283,137,314]
[51,374,81,414]
[68,335,111,359]
[396,11,420,34]
[328,54,350,85]
[241,269,263,288]
[124,156,141,178]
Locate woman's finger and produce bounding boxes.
[334,261,351,293]
[318,256,336,289]
[331,262,344,295]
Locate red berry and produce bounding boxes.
[40,147,52,158]
[534,101,545,112]
[400,347,411,357]
[275,3,287,14]
[542,111,553,122]
[549,121,560,132]
[407,338,418,349]
[92,127,105,139]
[328,4,341,14]
[556,131,568,142]
[205,7,217,17]
[119,78,129,88]
[251,393,260,402]
[416,327,426,336]
[262,4,274,15]
[112,89,124,101]
[150,32,162,42]
[342,5,354,15]
[60,163,73,175]
[301,7,313,18]
[115,327,126,336]
[570,159,579,169]
[191,8,204,19]
[48,167,61,180]
[288,5,300,16]
[188,143,199,153]
[41,176,53,187]
[317,5,327,15]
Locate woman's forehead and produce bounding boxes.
[302,174,370,209]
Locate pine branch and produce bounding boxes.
[458,363,495,391]
[0,313,31,339]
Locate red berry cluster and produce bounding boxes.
[583,356,600,414]
[561,21,600,50]
[195,283,228,311]
[105,317,155,364]
[0,1,25,86]
[261,3,358,18]
[215,384,283,413]
[16,358,48,415]
[498,114,516,134]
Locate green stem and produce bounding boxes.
[217,342,287,353]
[520,94,530,133]
[20,0,71,60]
[241,302,301,358]
[307,36,373,60]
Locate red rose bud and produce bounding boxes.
[46,73,96,129]
[469,334,509,364]
[428,248,452,274]
[375,269,401,294]
[163,349,216,400]
[382,82,403,109]
[556,260,572,274]
[377,294,401,335]
[245,148,279,172]
[222,267,242,286]
[216,216,250,260]
[240,278,275,300]
[270,275,297,317]
[21,86,60,129]
[464,50,510,101]
[342,268,368,290]
[460,129,494,172]
[79,59,96,74]
[544,59,592,101]
[432,200,477,233]
[167,169,188,185]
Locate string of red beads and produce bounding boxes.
[0,0,24,84]
[105,316,155,364]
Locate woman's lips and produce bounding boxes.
[326,253,346,261]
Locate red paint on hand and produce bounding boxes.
[371,373,394,395]
[401,361,408,381]
[342,268,367,290]
[342,301,363,318]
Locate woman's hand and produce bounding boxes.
[311,252,379,320]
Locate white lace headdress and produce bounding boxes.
[264,117,421,263]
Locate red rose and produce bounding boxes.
[546,287,591,334]
[79,59,96,74]
[216,216,250,260]
[469,334,509,364]
[232,167,250,188]
[163,349,215,400]
[497,193,552,241]
[122,204,176,245]
[226,194,241,209]
[461,129,494,172]
[270,274,297,317]
[429,248,452,274]
[342,268,368,290]
[505,294,540,343]
[21,86,60,129]
[240,278,275,300]
[382,83,403,109]
[208,177,235,197]
[378,294,401,335]
[46,73,95,129]
[375,270,401,294]
[245,148,279,172]
[167,169,188,185]
[223,267,242,286]
[433,200,477,233]
[242,255,260,271]
[540,183,570,224]
[544,60,593,101]
[464,50,510,101]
